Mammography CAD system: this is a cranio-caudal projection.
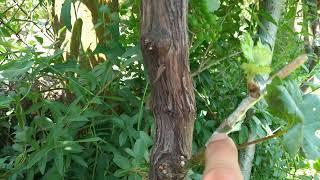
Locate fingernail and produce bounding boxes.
[205,133,228,147]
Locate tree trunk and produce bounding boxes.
[240,1,284,179]
[140,0,196,179]
[239,130,256,180]
[258,0,284,50]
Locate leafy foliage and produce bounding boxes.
[240,34,272,81]
[267,80,320,159]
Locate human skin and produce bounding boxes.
[203,133,243,180]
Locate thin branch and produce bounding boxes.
[191,52,242,77]
[238,130,287,149]
[271,54,308,79]
[207,54,307,143]
[213,96,262,135]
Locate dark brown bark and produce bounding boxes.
[140,0,196,179]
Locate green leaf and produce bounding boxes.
[26,147,52,169]
[259,9,278,26]
[240,33,254,63]
[33,116,54,130]
[0,27,11,37]
[139,131,153,147]
[121,45,143,66]
[71,155,88,168]
[314,159,320,171]
[266,82,304,127]
[285,81,303,103]
[283,123,303,156]
[128,174,142,180]
[75,137,102,143]
[61,0,72,31]
[0,156,10,169]
[206,0,220,12]
[0,59,33,80]
[267,81,320,159]
[54,149,64,176]
[241,63,271,80]
[240,34,272,80]
[26,168,35,180]
[0,96,13,108]
[133,139,147,159]
[35,36,44,44]
[125,148,135,157]
[42,166,63,180]
[252,40,272,66]
[119,132,127,146]
[113,154,131,169]
[38,155,47,175]
[114,169,130,177]
[239,126,249,144]
[62,142,84,153]
[14,152,26,168]
[300,94,320,159]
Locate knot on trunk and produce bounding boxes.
[152,153,187,180]
[141,28,172,56]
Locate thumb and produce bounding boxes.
[203,133,243,180]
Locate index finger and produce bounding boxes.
[203,133,243,180]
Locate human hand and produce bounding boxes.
[203,133,243,180]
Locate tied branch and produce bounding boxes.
[186,54,308,169]
[208,54,307,141]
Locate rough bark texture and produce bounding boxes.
[140,0,196,179]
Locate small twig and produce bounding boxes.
[187,129,287,169]
[238,129,287,149]
[213,96,262,134]
[191,52,242,77]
